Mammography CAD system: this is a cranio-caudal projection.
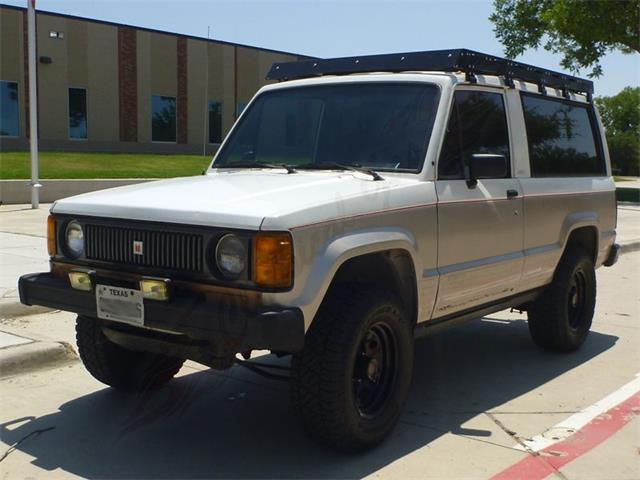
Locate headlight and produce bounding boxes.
[215,234,247,279]
[65,220,85,258]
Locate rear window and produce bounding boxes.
[521,95,605,177]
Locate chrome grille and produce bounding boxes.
[85,224,204,273]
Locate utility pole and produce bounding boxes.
[27,0,41,209]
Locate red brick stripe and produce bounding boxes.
[177,37,188,144]
[118,27,138,142]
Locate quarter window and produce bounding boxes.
[68,87,87,139]
[208,101,223,144]
[522,95,604,177]
[438,90,511,179]
[0,81,19,137]
[152,95,176,142]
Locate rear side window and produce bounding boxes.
[438,90,511,179]
[521,95,605,177]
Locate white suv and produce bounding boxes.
[20,49,619,451]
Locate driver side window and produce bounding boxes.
[438,90,511,179]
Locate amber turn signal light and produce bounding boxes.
[47,215,57,256]
[253,233,293,289]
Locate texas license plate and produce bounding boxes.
[96,285,144,326]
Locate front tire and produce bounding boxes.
[528,247,596,352]
[291,288,414,452]
[75,315,185,392]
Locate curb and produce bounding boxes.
[620,241,640,255]
[0,341,78,379]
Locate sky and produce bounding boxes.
[3,0,638,97]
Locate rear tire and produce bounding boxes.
[75,315,185,392]
[291,288,414,452]
[528,247,596,352]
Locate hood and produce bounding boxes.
[52,171,425,230]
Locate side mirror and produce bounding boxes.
[466,154,508,188]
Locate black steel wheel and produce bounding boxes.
[528,247,596,352]
[353,322,398,418]
[567,267,588,329]
[291,287,414,452]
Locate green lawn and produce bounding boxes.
[0,151,212,179]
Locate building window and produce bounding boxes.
[152,95,176,142]
[209,101,223,144]
[68,87,87,139]
[0,81,19,137]
[522,94,604,177]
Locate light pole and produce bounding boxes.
[27,0,41,209]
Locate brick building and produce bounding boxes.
[0,4,308,154]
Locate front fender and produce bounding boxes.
[289,227,421,329]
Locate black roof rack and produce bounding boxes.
[266,49,593,100]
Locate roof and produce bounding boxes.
[0,3,315,59]
[267,49,594,100]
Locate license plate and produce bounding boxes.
[96,285,144,326]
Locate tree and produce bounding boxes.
[596,87,640,175]
[490,0,640,77]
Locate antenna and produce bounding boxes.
[202,26,210,159]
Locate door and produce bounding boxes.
[433,88,524,318]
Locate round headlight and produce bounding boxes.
[215,234,247,279]
[65,220,84,258]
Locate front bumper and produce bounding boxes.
[19,272,304,365]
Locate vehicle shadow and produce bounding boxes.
[0,316,617,479]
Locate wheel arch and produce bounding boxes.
[293,229,422,329]
[329,249,419,326]
[560,213,600,264]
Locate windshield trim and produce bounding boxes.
[210,80,442,175]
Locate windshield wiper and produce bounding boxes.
[215,161,297,174]
[296,162,384,181]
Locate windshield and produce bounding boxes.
[212,82,440,172]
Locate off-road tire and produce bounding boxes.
[528,247,596,352]
[75,315,185,392]
[291,288,413,452]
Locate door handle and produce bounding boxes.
[506,189,519,199]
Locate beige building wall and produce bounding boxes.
[66,19,88,86]
[87,22,118,142]
[0,5,305,154]
[150,32,177,95]
[221,45,236,132]
[236,48,260,107]
[36,14,69,141]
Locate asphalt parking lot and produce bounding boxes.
[0,204,638,479]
